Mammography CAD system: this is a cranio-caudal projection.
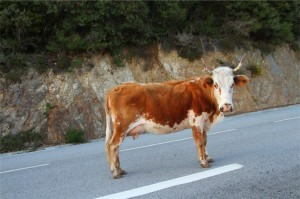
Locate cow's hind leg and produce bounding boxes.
[192,127,209,168]
[107,127,127,179]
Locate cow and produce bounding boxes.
[105,55,249,179]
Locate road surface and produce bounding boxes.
[1,105,300,199]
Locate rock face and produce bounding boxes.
[0,45,299,144]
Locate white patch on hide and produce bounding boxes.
[204,113,224,132]
[188,110,208,132]
[126,116,189,135]
[188,110,224,132]
[126,109,224,136]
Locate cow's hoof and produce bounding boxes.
[200,161,210,168]
[112,169,126,179]
[120,169,127,175]
[207,158,214,163]
[112,174,123,179]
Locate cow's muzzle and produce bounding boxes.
[220,104,233,112]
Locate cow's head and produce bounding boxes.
[202,55,249,112]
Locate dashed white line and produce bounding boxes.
[95,163,244,199]
[209,129,237,135]
[274,116,300,123]
[120,137,192,152]
[224,118,233,121]
[120,129,236,152]
[0,164,49,174]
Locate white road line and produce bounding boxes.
[0,164,49,174]
[209,129,237,136]
[95,163,244,199]
[224,118,233,121]
[120,137,192,152]
[273,116,300,123]
[120,129,236,152]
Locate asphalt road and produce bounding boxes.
[1,105,300,199]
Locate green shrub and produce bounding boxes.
[219,38,236,52]
[44,102,54,117]
[65,129,86,144]
[3,54,29,82]
[177,46,203,61]
[290,42,300,52]
[0,130,42,153]
[0,1,298,75]
[247,63,263,77]
[112,56,126,68]
[6,68,23,83]
[111,48,126,68]
[33,54,49,73]
[57,55,71,70]
[71,58,84,68]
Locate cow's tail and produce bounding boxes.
[105,95,113,166]
[105,95,113,144]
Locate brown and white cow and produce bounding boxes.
[105,55,249,179]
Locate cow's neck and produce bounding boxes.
[194,77,221,116]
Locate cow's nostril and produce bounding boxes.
[221,104,233,112]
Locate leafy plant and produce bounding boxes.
[175,32,203,61]
[219,38,236,52]
[0,1,298,77]
[44,102,54,116]
[111,48,126,68]
[246,62,263,77]
[290,42,299,52]
[57,55,71,70]
[33,54,49,73]
[0,130,42,152]
[71,58,84,68]
[177,46,203,61]
[65,129,86,144]
[112,56,126,68]
[3,54,29,82]
[6,68,23,83]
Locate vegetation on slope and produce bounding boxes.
[1,1,299,79]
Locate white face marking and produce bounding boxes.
[212,67,235,110]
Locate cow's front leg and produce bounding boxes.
[202,130,214,163]
[192,126,209,168]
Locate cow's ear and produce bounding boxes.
[234,75,250,87]
[204,77,214,87]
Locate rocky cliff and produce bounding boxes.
[0,45,299,144]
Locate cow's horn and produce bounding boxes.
[201,58,213,75]
[233,54,246,72]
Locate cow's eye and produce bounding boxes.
[214,83,218,89]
